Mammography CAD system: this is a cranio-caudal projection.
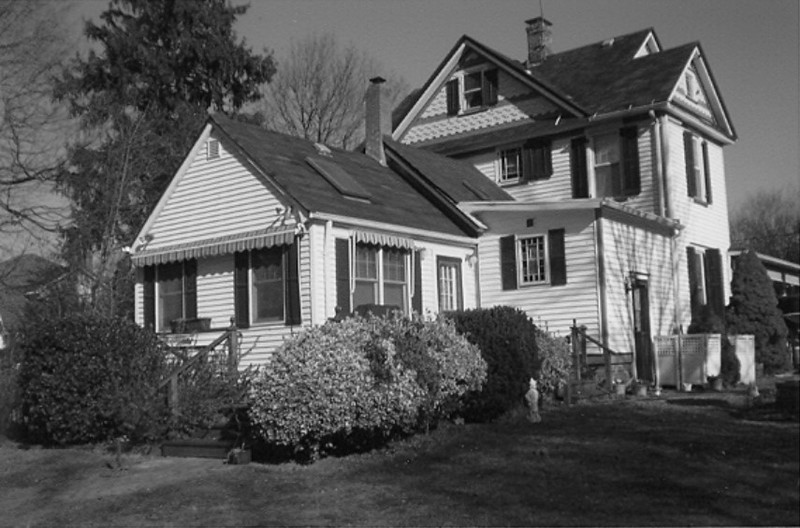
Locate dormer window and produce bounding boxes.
[499,147,522,183]
[496,140,552,185]
[445,68,498,116]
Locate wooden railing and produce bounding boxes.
[158,324,241,418]
[569,320,627,397]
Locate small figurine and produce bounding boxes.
[524,377,542,423]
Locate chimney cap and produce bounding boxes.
[525,16,552,26]
[369,76,386,84]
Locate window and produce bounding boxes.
[687,247,725,321]
[500,229,566,290]
[499,148,522,183]
[353,244,409,311]
[207,139,220,160]
[683,132,712,204]
[234,242,301,328]
[497,140,552,184]
[143,260,197,332]
[437,257,463,311]
[591,127,640,199]
[445,68,498,115]
[251,247,284,322]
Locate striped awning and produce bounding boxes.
[353,230,415,249]
[131,226,297,266]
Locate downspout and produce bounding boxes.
[324,220,333,320]
[650,111,666,217]
[594,209,609,355]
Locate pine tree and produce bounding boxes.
[725,250,789,373]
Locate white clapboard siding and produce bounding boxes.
[600,217,675,354]
[662,118,731,328]
[404,67,558,145]
[144,132,291,250]
[478,210,601,340]
[417,241,478,315]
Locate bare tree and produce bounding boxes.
[261,33,409,150]
[0,0,74,258]
[730,187,800,263]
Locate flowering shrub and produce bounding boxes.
[248,315,486,461]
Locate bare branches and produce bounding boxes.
[262,33,409,150]
[730,187,800,262]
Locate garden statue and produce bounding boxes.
[524,378,541,423]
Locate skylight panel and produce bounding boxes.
[305,156,371,200]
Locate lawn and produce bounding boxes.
[1,383,798,527]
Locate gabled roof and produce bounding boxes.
[209,115,505,238]
[394,27,735,143]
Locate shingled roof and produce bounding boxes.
[531,29,695,114]
[211,115,509,237]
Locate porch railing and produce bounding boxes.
[569,320,629,399]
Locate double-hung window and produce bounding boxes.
[234,242,301,328]
[594,133,622,198]
[687,247,725,320]
[500,229,566,290]
[683,132,712,204]
[519,236,548,285]
[445,68,498,115]
[251,247,284,323]
[497,140,552,185]
[587,127,640,199]
[143,259,197,332]
[437,257,463,311]
[353,244,409,311]
[499,147,522,183]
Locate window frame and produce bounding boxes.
[153,260,197,333]
[685,133,712,205]
[497,146,522,184]
[593,132,622,198]
[249,246,286,324]
[447,66,498,116]
[353,243,410,312]
[436,256,463,312]
[518,234,549,286]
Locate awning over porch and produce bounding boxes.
[131,226,297,266]
[353,230,415,249]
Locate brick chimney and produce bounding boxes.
[526,17,552,68]
[365,76,391,166]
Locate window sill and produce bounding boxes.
[691,197,710,207]
[498,178,522,187]
[458,106,490,117]
[519,281,550,288]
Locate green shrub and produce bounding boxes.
[688,304,726,334]
[536,329,572,400]
[17,314,169,445]
[725,251,789,373]
[0,363,20,437]
[248,318,426,461]
[248,315,486,461]
[446,306,539,422]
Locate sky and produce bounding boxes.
[70,0,800,211]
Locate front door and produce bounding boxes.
[631,278,653,382]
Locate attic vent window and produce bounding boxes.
[207,139,220,160]
[305,156,371,201]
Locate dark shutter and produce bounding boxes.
[702,142,712,204]
[143,266,155,331]
[500,235,517,290]
[520,141,533,183]
[684,132,697,198]
[524,140,552,181]
[686,247,700,322]
[285,239,302,326]
[183,259,197,319]
[412,250,423,314]
[571,137,589,198]
[234,251,250,329]
[704,248,725,318]
[548,228,567,286]
[483,68,498,106]
[335,238,351,315]
[445,79,459,116]
[620,127,640,196]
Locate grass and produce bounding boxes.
[0,382,798,527]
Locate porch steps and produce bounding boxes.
[161,419,241,460]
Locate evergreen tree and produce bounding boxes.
[53,0,275,317]
[725,250,789,373]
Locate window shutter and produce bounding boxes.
[704,248,725,318]
[521,141,534,183]
[412,249,423,314]
[684,132,697,197]
[483,68,498,106]
[548,228,567,286]
[620,127,640,195]
[570,137,589,198]
[500,235,518,290]
[285,239,302,326]
[143,266,155,331]
[445,79,459,116]
[234,251,250,329]
[686,247,700,322]
[183,259,197,320]
[335,238,351,315]
[702,142,712,204]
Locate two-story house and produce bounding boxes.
[393,18,736,379]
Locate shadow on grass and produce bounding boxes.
[666,398,733,409]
